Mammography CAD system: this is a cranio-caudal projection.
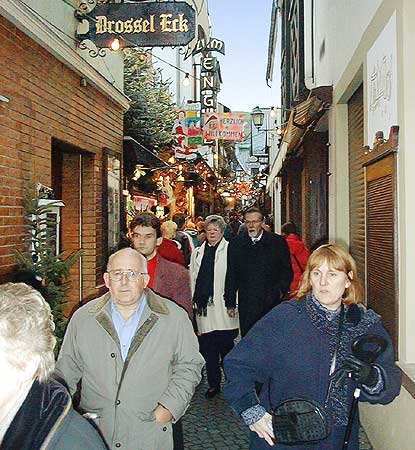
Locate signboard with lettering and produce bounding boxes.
[203,112,245,141]
[192,37,225,56]
[77,2,195,48]
[200,56,220,115]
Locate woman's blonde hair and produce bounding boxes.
[161,220,177,240]
[296,244,364,304]
[0,283,56,382]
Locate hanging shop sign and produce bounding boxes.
[133,195,157,212]
[173,108,203,160]
[203,112,245,141]
[200,56,220,114]
[192,37,225,56]
[76,2,196,48]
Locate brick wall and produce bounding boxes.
[0,16,124,312]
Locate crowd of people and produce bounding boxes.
[0,207,401,450]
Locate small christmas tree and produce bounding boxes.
[15,186,81,350]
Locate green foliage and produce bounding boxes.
[15,188,81,350]
[124,49,177,154]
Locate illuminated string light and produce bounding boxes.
[110,36,123,51]
[182,73,190,86]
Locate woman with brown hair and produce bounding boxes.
[224,244,401,450]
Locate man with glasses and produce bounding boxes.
[56,248,204,450]
[225,207,293,336]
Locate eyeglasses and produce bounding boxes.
[108,270,148,282]
[245,220,263,226]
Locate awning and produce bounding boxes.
[265,95,326,191]
[282,96,325,152]
[266,142,288,191]
[123,136,168,169]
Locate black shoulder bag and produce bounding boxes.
[271,306,344,445]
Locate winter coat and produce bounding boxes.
[190,238,239,334]
[224,231,293,336]
[157,237,185,266]
[284,233,310,298]
[175,230,192,267]
[1,379,107,450]
[152,254,193,319]
[224,296,401,450]
[55,290,204,450]
[184,229,198,249]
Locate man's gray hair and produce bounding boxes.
[0,283,56,382]
[107,247,148,274]
[204,215,226,232]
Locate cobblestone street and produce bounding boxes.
[183,375,374,450]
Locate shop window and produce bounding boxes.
[103,150,121,266]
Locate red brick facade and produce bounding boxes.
[0,16,124,312]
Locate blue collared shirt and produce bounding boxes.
[110,293,147,361]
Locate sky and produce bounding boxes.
[207,0,280,112]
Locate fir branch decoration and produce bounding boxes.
[15,187,81,351]
[124,49,177,154]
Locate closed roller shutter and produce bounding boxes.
[348,85,365,290]
[366,154,397,356]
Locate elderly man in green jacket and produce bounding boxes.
[56,248,204,450]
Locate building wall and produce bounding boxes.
[305,0,383,89]
[0,15,124,311]
[13,0,124,91]
[320,0,415,447]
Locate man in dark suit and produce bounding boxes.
[224,207,293,336]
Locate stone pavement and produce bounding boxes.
[182,374,374,450]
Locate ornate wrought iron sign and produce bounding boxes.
[76,1,196,48]
[192,37,225,56]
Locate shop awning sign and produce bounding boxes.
[77,2,196,48]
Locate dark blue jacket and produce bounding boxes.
[2,379,108,450]
[224,297,401,450]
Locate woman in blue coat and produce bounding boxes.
[224,244,401,450]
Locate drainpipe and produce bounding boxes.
[79,154,83,305]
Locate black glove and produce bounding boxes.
[341,354,379,388]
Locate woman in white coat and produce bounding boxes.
[190,215,239,398]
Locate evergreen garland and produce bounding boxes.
[15,188,81,351]
[124,49,177,154]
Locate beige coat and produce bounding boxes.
[189,238,239,334]
[55,290,204,450]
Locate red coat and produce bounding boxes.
[285,234,310,299]
[151,255,193,319]
[157,237,185,266]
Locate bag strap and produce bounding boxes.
[293,254,304,273]
[268,303,345,412]
[324,304,345,408]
